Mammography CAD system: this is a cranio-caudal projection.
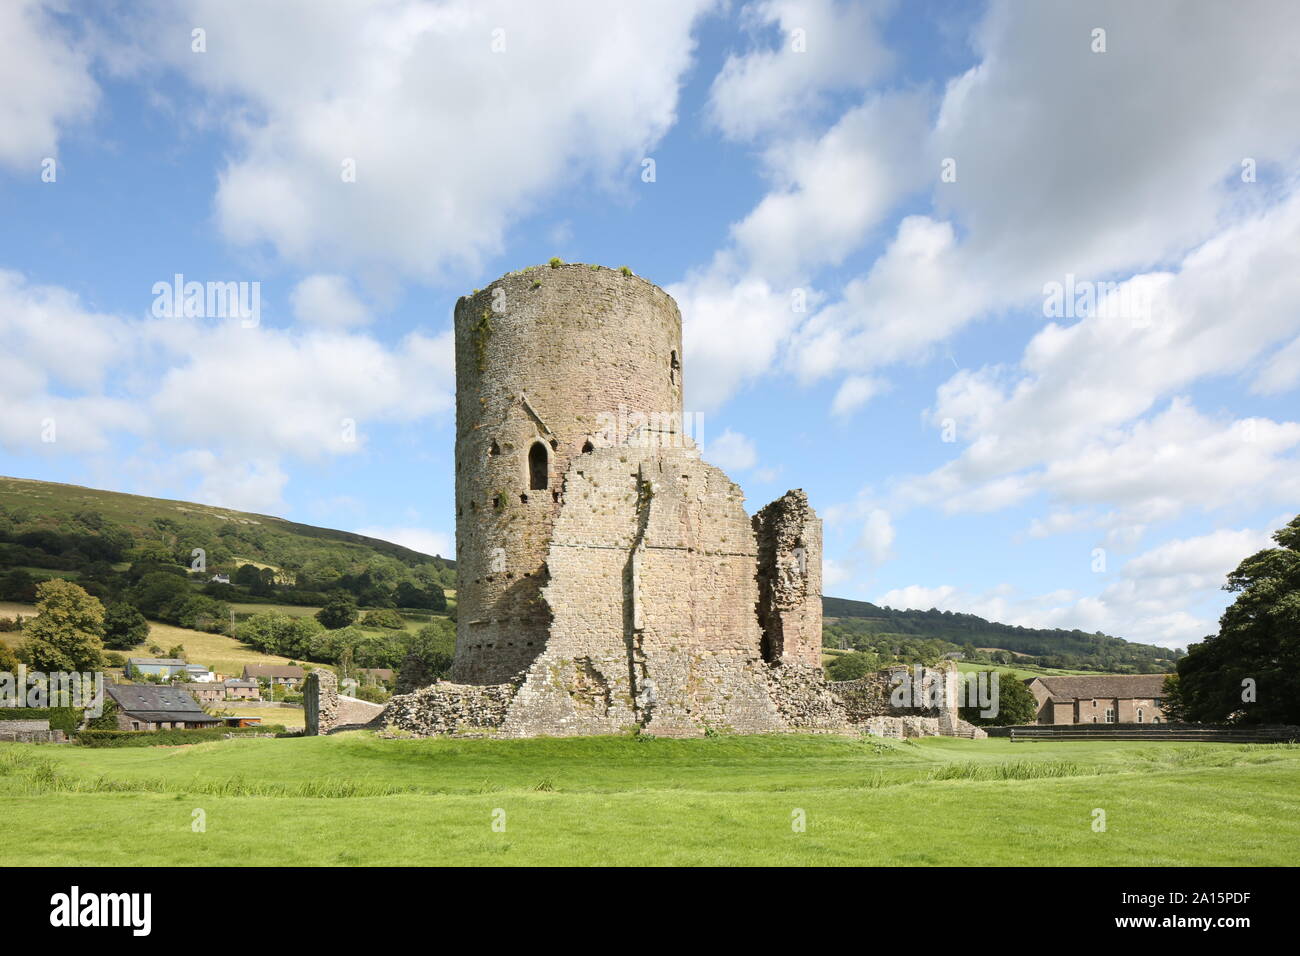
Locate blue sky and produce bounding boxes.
[3,0,1299,650]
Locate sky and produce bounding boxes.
[2,0,1299,651]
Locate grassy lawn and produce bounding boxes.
[1,734,1296,866]
[207,705,305,729]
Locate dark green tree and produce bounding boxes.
[960,670,1039,726]
[1173,515,1300,724]
[316,592,359,630]
[102,602,150,651]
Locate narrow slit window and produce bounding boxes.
[528,441,548,491]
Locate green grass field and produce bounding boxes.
[1,733,1296,866]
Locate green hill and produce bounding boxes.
[0,475,454,599]
[0,476,1172,673]
[822,596,1179,674]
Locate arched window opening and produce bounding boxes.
[489,441,500,457]
[581,440,594,454]
[670,350,680,385]
[528,441,548,491]
[1136,709,1144,723]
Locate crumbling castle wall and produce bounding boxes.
[754,490,823,670]
[304,669,337,736]
[452,264,683,685]
[499,444,784,737]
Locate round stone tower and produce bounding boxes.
[452,263,684,683]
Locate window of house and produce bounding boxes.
[1136,709,1144,723]
[1105,708,1115,723]
[528,441,548,491]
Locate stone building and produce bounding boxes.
[374,263,980,740]
[1025,675,1168,725]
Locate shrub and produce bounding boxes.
[0,706,83,733]
[361,608,405,629]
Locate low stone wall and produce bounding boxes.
[860,716,946,739]
[0,719,51,733]
[303,670,338,736]
[764,664,850,731]
[381,681,518,736]
[0,729,67,743]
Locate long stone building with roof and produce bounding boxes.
[1025,674,1169,725]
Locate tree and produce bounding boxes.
[396,622,456,692]
[826,651,879,681]
[361,608,405,629]
[102,603,150,651]
[960,670,1039,726]
[0,569,37,603]
[126,571,191,617]
[87,696,120,730]
[0,641,19,676]
[1173,514,1300,724]
[18,579,105,672]
[236,611,323,659]
[316,592,359,630]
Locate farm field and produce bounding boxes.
[1,734,1296,866]
[818,645,1110,680]
[0,600,295,674]
[208,705,305,729]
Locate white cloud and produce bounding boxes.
[731,91,930,280]
[0,270,137,454]
[875,525,1279,649]
[707,0,894,140]
[290,274,371,328]
[673,90,928,409]
[672,260,808,411]
[144,0,713,279]
[356,525,453,559]
[707,428,758,472]
[858,508,895,566]
[830,375,883,416]
[149,324,455,459]
[0,0,99,171]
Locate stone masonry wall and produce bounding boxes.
[453,264,683,685]
[754,489,823,670]
[303,669,337,736]
[499,443,785,737]
[382,681,518,736]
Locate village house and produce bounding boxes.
[182,683,224,705]
[223,678,261,700]
[1024,675,1169,725]
[243,664,306,688]
[105,684,223,732]
[357,668,395,687]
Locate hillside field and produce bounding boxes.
[1,734,1296,866]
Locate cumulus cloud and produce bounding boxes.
[0,270,137,453]
[707,428,758,472]
[0,0,99,171]
[672,90,928,409]
[876,525,1279,649]
[138,0,713,279]
[858,508,895,566]
[707,0,895,140]
[290,274,371,328]
[355,525,453,559]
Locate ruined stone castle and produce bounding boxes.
[344,263,981,740]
